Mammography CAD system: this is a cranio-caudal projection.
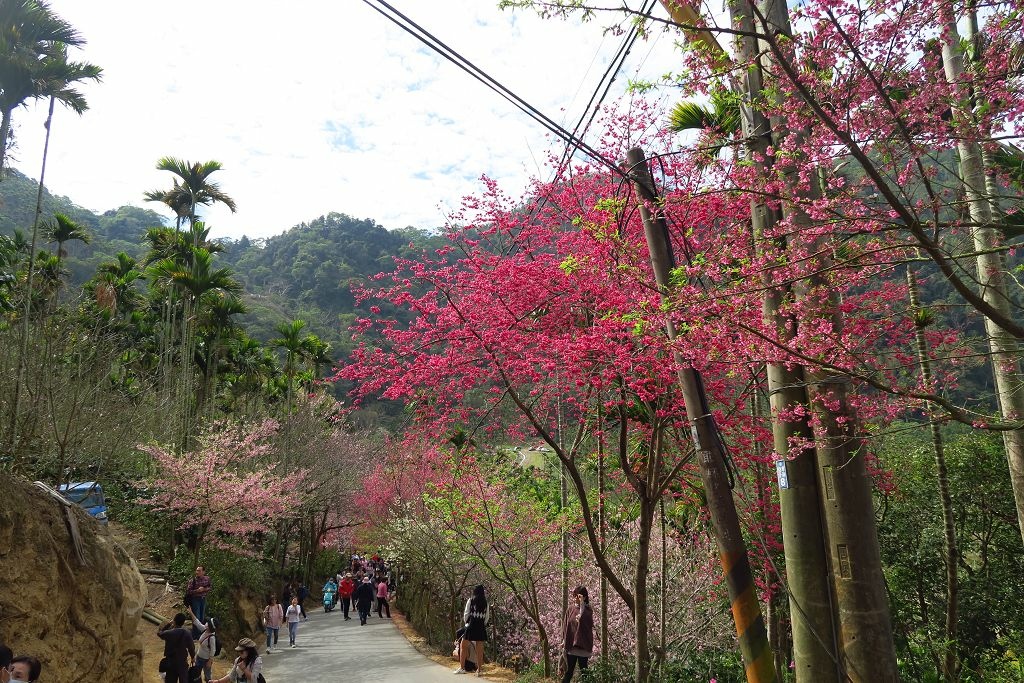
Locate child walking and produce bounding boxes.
[285,596,302,648]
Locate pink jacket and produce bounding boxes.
[263,603,283,629]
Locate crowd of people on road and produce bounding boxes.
[153,553,596,683]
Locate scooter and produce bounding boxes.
[323,588,336,612]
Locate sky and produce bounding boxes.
[9,1,687,240]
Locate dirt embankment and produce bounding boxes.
[0,474,147,683]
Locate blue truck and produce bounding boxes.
[57,481,109,523]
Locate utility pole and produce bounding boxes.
[627,146,777,683]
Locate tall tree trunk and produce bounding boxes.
[805,366,898,681]
[633,496,654,683]
[598,405,609,669]
[724,1,842,678]
[0,107,13,176]
[659,496,667,677]
[940,1,1024,547]
[8,97,56,468]
[906,265,959,680]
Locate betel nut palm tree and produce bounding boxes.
[43,212,89,268]
[144,157,237,229]
[0,0,101,174]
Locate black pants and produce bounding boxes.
[341,596,351,618]
[358,605,371,624]
[166,660,190,683]
[376,596,391,617]
[562,654,589,683]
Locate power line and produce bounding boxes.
[360,0,631,180]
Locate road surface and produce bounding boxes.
[261,608,460,682]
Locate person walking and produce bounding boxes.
[354,576,375,625]
[281,582,295,612]
[210,638,262,683]
[455,585,489,676]
[297,582,309,620]
[263,594,284,653]
[561,586,595,683]
[285,596,302,648]
[157,613,195,683]
[188,607,217,682]
[376,576,392,618]
[338,572,356,620]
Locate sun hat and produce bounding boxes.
[235,637,257,651]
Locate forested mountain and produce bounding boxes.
[217,213,443,353]
[0,169,167,285]
[0,168,442,358]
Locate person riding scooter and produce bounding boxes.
[322,576,338,613]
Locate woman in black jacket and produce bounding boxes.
[456,585,489,676]
[354,576,376,625]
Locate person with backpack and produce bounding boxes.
[188,607,219,682]
[262,594,284,654]
[185,566,213,639]
[454,585,489,676]
[157,613,195,683]
[210,638,263,683]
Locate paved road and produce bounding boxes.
[261,608,459,682]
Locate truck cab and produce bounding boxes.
[57,481,109,523]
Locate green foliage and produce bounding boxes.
[310,548,344,585]
[876,424,1024,681]
[168,545,272,636]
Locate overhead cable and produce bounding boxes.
[360,0,630,179]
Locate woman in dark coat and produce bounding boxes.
[354,576,376,625]
[562,586,595,682]
[456,584,489,676]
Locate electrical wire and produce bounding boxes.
[361,0,628,179]
[554,0,658,175]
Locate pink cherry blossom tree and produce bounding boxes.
[139,419,306,567]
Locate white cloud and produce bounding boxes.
[10,1,682,239]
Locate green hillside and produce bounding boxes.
[0,169,443,363]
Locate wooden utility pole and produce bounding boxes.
[627,146,777,683]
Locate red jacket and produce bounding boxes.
[338,578,355,598]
